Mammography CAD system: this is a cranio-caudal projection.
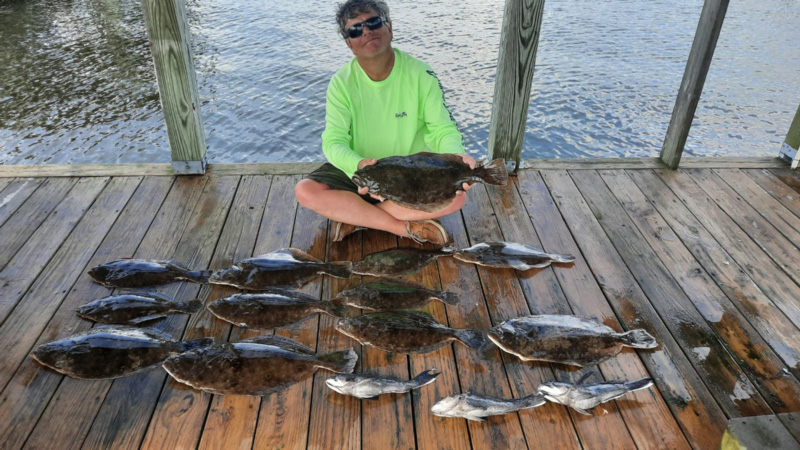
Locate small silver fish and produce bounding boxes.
[431,391,546,422]
[538,372,655,415]
[453,242,574,270]
[76,292,203,325]
[326,369,440,399]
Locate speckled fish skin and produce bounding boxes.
[538,372,655,415]
[431,392,546,422]
[351,247,455,278]
[453,242,575,270]
[207,289,350,329]
[76,292,203,325]
[334,279,459,311]
[162,334,358,396]
[351,152,508,212]
[487,315,658,367]
[208,248,352,290]
[326,369,440,399]
[31,326,213,379]
[88,259,212,288]
[335,310,485,354]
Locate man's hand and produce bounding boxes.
[455,153,476,196]
[357,158,377,170]
[356,158,384,200]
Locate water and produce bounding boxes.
[0,0,798,165]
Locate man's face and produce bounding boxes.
[345,10,392,58]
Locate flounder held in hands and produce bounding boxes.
[351,152,507,212]
[163,334,358,396]
[209,248,352,290]
[453,242,575,271]
[32,326,213,379]
[538,372,655,415]
[352,247,454,278]
[431,392,546,422]
[76,292,203,325]
[334,279,459,311]
[88,259,212,288]
[336,310,486,354]
[326,369,440,399]
[488,315,657,367]
[208,289,349,329]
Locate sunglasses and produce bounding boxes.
[346,16,386,39]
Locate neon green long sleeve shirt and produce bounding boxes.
[321,48,465,178]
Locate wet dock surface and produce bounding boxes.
[1,165,799,449]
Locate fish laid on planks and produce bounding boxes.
[334,279,459,311]
[453,242,575,271]
[431,392,546,422]
[351,247,454,277]
[88,259,212,288]
[326,369,440,399]
[76,292,203,325]
[208,289,350,329]
[538,372,655,415]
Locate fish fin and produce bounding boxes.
[468,415,487,423]
[573,407,592,416]
[412,369,441,387]
[323,261,352,279]
[576,371,597,385]
[285,248,322,263]
[474,158,508,186]
[182,270,213,284]
[625,377,655,392]
[176,299,204,313]
[619,329,658,349]
[143,292,175,302]
[438,291,460,306]
[519,392,547,409]
[165,260,190,270]
[181,337,214,351]
[240,334,315,354]
[318,348,358,374]
[128,314,167,325]
[454,329,487,350]
[547,252,576,264]
[364,395,381,400]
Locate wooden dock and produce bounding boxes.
[1,161,800,449]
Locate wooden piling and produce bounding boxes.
[778,104,800,169]
[660,0,729,170]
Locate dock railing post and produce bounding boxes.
[142,0,207,175]
[487,0,546,173]
[659,0,729,170]
[778,104,800,169]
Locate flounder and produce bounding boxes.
[538,372,655,415]
[335,310,485,354]
[334,279,459,311]
[488,315,658,367]
[352,247,454,278]
[162,334,358,396]
[31,326,213,379]
[88,259,212,288]
[208,289,349,329]
[431,391,546,422]
[209,248,352,290]
[326,369,440,399]
[76,292,203,325]
[453,242,575,270]
[351,152,508,212]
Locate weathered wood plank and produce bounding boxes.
[770,168,800,194]
[0,178,41,227]
[598,169,800,410]
[80,176,238,450]
[743,169,800,221]
[778,413,800,444]
[0,178,76,270]
[535,170,728,449]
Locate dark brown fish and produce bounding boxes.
[334,279,459,311]
[88,259,212,288]
[487,315,658,367]
[453,242,575,270]
[208,248,352,290]
[352,247,454,277]
[351,152,508,212]
[31,326,213,379]
[162,334,358,396]
[208,289,350,329]
[335,310,485,354]
[76,292,203,325]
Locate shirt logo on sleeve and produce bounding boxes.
[395,112,407,118]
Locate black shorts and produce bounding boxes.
[305,163,381,205]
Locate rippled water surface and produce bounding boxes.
[1,0,798,164]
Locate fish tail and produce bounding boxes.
[474,158,508,186]
[547,252,576,264]
[176,299,204,313]
[324,261,352,279]
[620,329,658,349]
[318,348,358,374]
[412,369,441,388]
[454,329,487,350]
[517,392,547,409]
[438,291,460,306]
[624,377,655,392]
[180,337,214,351]
[183,269,213,284]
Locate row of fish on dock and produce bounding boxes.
[31,237,660,421]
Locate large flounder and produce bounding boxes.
[488,315,657,367]
[162,334,357,396]
[208,289,349,329]
[336,310,485,354]
[538,372,655,415]
[76,292,203,325]
[88,259,212,288]
[351,152,508,212]
[31,326,213,379]
[453,242,575,271]
[352,247,454,278]
[209,248,352,290]
[334,279,459,311]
